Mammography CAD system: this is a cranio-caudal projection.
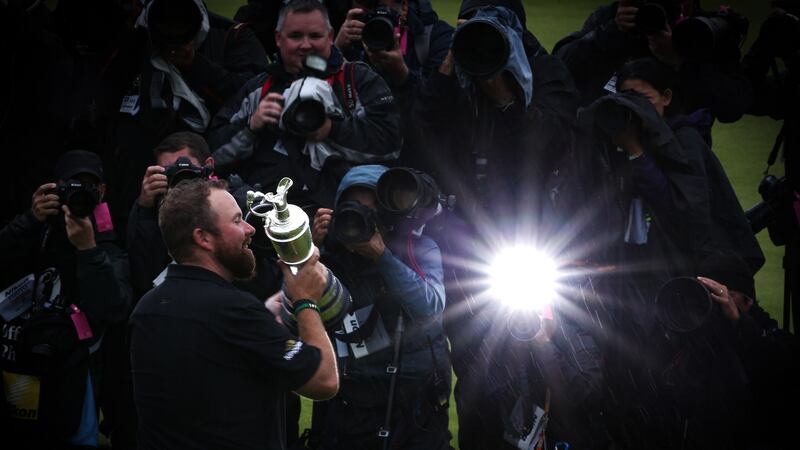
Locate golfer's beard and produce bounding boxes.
[216,244,256,281]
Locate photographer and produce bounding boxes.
[0,150,131,449]
[129,130,282,298]
[127,131,216,298]
[566,58,764,448]
[130,178,338,450]
[697,254,799,450]
[310,165,450,450]
[584,58,763,273]
[235,0,351,58]
[413,1,605,448]
[107,0,267,242]
[208,0,402,210]
[553,0,753,128]
[334,0,453,166]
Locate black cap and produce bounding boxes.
[458,0,527,28]
[54,150,104,181]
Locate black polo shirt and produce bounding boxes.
[130,264,321,450]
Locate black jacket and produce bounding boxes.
[553,2,753,123]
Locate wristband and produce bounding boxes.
[292,299,320,315]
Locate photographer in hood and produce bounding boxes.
[334,0,453,167]
[414,1,608,448]
[309,165,450,450]
[554,0,753,131]
[208,0,402,210]
[0,150,131,449]
[564,57,762,448]
[107,0,267,244]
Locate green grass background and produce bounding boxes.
[206,1,787,447]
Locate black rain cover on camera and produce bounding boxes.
[452,6,533,106]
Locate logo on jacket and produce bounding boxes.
[283,340,303,361]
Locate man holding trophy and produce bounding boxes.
[129,178,338,450]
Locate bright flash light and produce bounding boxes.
[488,246,559,311]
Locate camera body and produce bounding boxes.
[163,156,212,188]
[331,201,379,245]
[57,180,100,218]
[282,55,330,136]
[593,101,642,140]
[361,5,399,51]
[745,175,799,246]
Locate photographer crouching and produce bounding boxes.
[310,165,451,450]
[0,150,131,449]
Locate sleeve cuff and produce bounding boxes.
[75,246,106,264]
[136,204,159,220]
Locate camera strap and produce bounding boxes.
[766,123,785,173]
[378,315,404,449]
[259,63,359,113]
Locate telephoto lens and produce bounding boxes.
[672,15,734,60]
[330,201,378,245]
[593,102,640,139]
[376,167,440,220]
[655,277,714,333]
[451,18,510,79]
[283,98,327,135]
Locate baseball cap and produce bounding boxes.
[54,150,105,181]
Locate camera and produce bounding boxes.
[360,5,399,51]
[655,277,715,333]
[330,201,379,245]
[745,174,799,246]
[57,180,100,218]
[163,156,212,188]
[632,1,675,35]
[672,9,749,61]
[451,14,510,79]
[376,167,450,231]
[282,55,330,136]
[593,101,642,139]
